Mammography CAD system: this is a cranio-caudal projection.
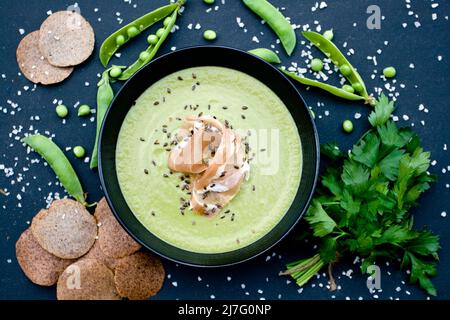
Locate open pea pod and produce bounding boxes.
[23,134,87,206]
[281,69,366,102]
[302,31,369,99]
[119,8,180,81]
[99,0,185,67]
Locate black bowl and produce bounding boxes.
[99,46,320,267]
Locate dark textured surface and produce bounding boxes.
[0,0,449,300]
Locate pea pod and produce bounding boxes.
[90,67,124,169]
[302,31,369,98]
[243,0,296,56]
[119,8,180,81]
[99,0,185,67]
[248,48,281,64]
[22,134,87,206]
[281,69,366,102]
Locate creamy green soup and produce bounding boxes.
[116,67,302,253]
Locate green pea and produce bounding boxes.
[127,26,140,38]
[147,34,159,45]
[55,104,68,118]
[109,66,123,78]
[156,28,165,38]
[22,134,86,205]
[323,29,334,41]
[73,146,86,158]
[77,104,91,117]
[342,84,355,93]
[310,58,324,72]
[139,51,151,61]
[203,0,215,4]
[339,64,352,76]
[342,120,353,133]
[115,34,126,46]
[163,17,172,27]
[352,82,364,93]
[383,66,396,78]
[203,29,217,41]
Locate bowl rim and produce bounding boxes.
[98,45,320,267]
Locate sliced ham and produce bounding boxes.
[168,115,249,215]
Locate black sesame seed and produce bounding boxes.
[192,85,196,91]
[196,81,200,86]
[144,169,149,174]
[241,114,246,119]
[163,174,169,178]
[222,106,228,110]
[151,211,156,216]
[139,137,145,142]
[167,88,172,94]
[177,76,183,81]
[208,104,211,110]
[192,73,197,79]
[154,140,160,145]
[260,148,266,152]
[152,160,157,166]
[154,101,160,106]
[242,105,248,110]
[252,185,256,191]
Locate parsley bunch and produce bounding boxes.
[283,95,440,296]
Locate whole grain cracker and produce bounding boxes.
[95,198,141,259]
[16,31,73,84]
[57,259,120,300]
[114,252,165,300]
[16,228,74,286]
[39,11,95,67]
[31,199,97,259]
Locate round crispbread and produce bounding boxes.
[31,199,97,259]
[95,198,141,259]
[114,252,165,300]
[16,31,73,84]
[39,11,95,67]
[16,228,74,286]
[57,259,120,300]
[81,239,120,271]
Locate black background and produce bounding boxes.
[0,0,449,300]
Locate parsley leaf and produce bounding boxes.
[284,95,439,296]
[305,200,337,237]
[368,94,395,127]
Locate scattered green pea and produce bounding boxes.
[203,0,215,4]
[73,146,86,158]
[55,104,68,118]
[139,51,151,61]
[163,17,172,27]
[147,34,159,45]
[127,26,140,38]
[203,29,217,41]
[77,104,91,117]
[310,58,324,72]
[342,120,354,133]
[156,28,165,38]
[115,34,126,46]
[352,82,364,93]
[109,66,123,78]
[383,66,397,78]
[323,29,334,41]
[339,64,352,76]
[342,84,355,93]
